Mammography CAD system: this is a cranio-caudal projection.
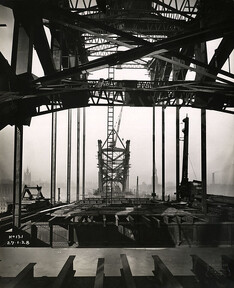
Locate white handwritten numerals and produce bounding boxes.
[7,240,30,246]
[8,234,24,239]
[6,234,30,246]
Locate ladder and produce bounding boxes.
[106,67,115,202]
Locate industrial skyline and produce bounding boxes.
[1,104,233,195]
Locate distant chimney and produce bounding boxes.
[136,176,139,198]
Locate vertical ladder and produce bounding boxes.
[106,67,115,203]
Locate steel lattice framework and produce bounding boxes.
[97,136,130,200]
[0,0,234,130]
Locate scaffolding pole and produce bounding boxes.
[67,109,72,203]
[152,100,156,198]
[162,107,165,201]
[76,108,80,201]
[82,108,86,199]
[51,112,57,206]
[176,106,180,201]
[201,109,207,214]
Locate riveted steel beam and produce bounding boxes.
[44,6,149,46]
[33,20,234,84]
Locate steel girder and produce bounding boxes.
[32,20,234,84]
[32,79,234,110]
[0,0,234,130]
[194,34,234,109]
[0,80,233,131]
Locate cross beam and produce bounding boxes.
[32,20,234,84]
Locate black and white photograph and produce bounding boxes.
[0,0,234,287]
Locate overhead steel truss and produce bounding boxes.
[0,0,234,130]
[1,80,233,118]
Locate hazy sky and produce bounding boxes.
[0,5,233,198]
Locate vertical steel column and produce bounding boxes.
[181,117,189,183]
[126,173,130,193]
[49,224,53,247]
[11,18,19,72]
[162,107,165,201]
[76,108,80,202]
[82,108,86,200]
[172,54,181,202]
[30,225,37,246]
[13,125,23,229]
[67,109,72,203]
[27,25,33,74]
[58,188,61,202]
[123,140,130,194]
[201,109,207,214]
[152,100,156,198]
[194,18,207,213]
[51,112,57,206]
[98,140,103,194]
[68,224,74,246]
[50,29,60,206]
[12,18,22,229]
[176,106,180,201]
[136,176,139,198]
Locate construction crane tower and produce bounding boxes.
[97,105,130,202]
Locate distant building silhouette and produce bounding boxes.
[0,200,8,213]
[0,179,13,209]
[24,168,31,185]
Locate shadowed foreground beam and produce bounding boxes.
[152,255,183,288]
[52,255,76,288]
[4,263,36,288]
[120,254,136,288]
[94,258,105,288]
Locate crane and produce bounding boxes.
[179,116,202,203]
[97,106,130,199]
[112,106,123,148]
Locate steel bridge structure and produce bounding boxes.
[97,135,130,201]
[0,0,233,129]
[0,0,233,228]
